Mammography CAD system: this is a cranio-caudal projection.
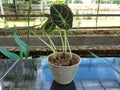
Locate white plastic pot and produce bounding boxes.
[48,52,81,84]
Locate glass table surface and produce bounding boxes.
[0,57,120,90]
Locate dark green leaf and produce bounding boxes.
[41,18,56,32]
[0,48,20,59]
[14,32,29,58]
[50,4,73,29]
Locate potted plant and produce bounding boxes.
[0,4,81,85]
[33,4,81,84]
[0,31,37,79]
[0,1,37,76]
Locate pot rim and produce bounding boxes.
[48,52,81,68]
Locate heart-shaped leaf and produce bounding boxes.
[50,4,73,29]
[0,48,20,59]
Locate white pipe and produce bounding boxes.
[0,0,5,20]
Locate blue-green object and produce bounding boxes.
[14,32,29,58]
[0,32,29,60]
[0,48,20,59]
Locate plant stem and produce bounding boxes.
[26,1,32,58]
[19,47,23,59]
[66,34,72,58]
[64,30,67,52]
[32,32,56,53]
[65,30,72,58]
[45,32,57,52]
[59,29,64,52]
[96,0,100,31]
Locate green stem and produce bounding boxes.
[59,29,64,52]
[32,32,56,53]
[26,1,32,58]
[65,30,72,58]
[96,0,100,31]
[64,30,67,52]
[45,32,57,52]
[66,34,72,58]
[19,47,23,59]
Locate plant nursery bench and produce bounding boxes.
[0,56,120,90]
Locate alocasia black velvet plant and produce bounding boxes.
[0,4,74,62]
[33,4,74,60]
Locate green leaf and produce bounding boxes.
[0,48,20,59]
[88,51,100,58]
[41,18,56,32]
[19,47,24,59]
[14,32,29,58]
[50,4,73,29]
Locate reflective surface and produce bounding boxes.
[0,57,120,90]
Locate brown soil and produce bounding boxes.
[48,52,79,66]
